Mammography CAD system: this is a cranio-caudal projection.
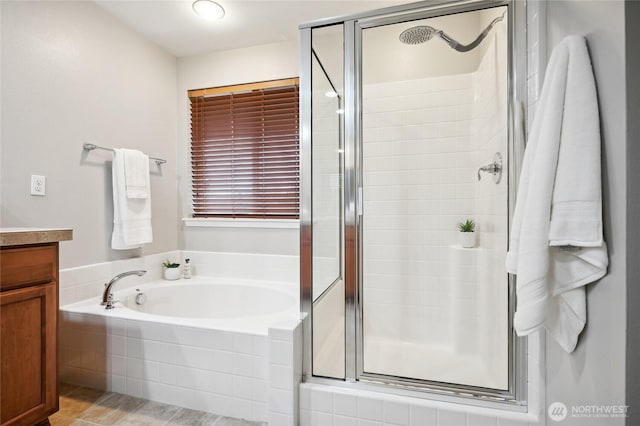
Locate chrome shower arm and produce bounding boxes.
[400,11,506,52]
[441,11,506,52]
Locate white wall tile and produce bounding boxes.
[209,350,235,373]
[310,388,334,413]
[108,374,127,394]
[178,345,216,370]
[233,375,254,400]
[271,389,294,415]
[272,411,296,426]
[158,362,178,385]
[409,404,437,425]
[60,306,278,423]
[358,396,383,421]
[253,402,269,421]
[252,379,269,402]
[270,339,294,366]
[468,414,498,426]
[437,410,467,426]
[383,401,409,425]
[126,338,143,359]
[357,420,382,426]
[496,419,530,426]
[106,334,127,356]
[125,377,142,398]
[335,414,358,426]
[270,364,294,390]
[233,333,255,354]
[125,357,142,379]
[233,353,255,377]
[335,392,358,418]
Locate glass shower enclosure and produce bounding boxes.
[300,0,527,404]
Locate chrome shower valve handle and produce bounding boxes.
[477,152,503,184]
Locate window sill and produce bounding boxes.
[182,218,300,229]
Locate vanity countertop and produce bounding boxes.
[0,227,73,246]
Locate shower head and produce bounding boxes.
[399,26,439,45]
[399,10,506,52]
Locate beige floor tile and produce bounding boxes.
[50,414,78,426]
[213,416,266,426]
[79,392,146,425]
[54,383,263,426]
[113,400,183,426]
[52,389,108,421]
[165,408,220,426]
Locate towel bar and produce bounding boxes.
[83,143,166,165]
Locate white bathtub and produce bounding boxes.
[59,276,302,423]
[61,277,299,335]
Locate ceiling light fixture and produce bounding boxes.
[192,0,225,21]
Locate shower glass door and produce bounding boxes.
[359,5,510,390]
[310,24,345,379]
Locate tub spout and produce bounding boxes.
[101,270,146,309]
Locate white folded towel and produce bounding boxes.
[122,148,149,199]
[506,35,608,353]
[111,148,153,250]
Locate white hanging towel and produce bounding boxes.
[111,148,153,250]
[506,35,608,353]
[123,148,150,199]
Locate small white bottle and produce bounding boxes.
[183,258,192,279]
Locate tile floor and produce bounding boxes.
[51,383,267,426]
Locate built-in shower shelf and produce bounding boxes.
[449,245,484,250]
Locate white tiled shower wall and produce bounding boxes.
[362,32,508,358]
[470,30,509,372]
[362,72,477,346]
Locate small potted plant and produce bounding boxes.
[457,219,476,248]
[162,259,181,280]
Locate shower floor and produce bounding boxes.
[363,337,505,390]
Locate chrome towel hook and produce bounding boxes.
[477,152,503,184]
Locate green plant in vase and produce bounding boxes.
[162,259,181,280]
[457,219,476,248]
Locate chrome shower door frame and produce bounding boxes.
[300,0,528,408]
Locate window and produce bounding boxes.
[189,78,300,219]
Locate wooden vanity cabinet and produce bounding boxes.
[0,243,60,426]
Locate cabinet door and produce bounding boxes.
[1,283,57,426]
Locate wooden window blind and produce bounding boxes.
[189,78,300,218]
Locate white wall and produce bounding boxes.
[543,1,627,425]
[0,1,178,269]
[176,42,300,256]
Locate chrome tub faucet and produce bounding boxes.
[101,270,146,309]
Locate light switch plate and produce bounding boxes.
[31,175,46,196]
